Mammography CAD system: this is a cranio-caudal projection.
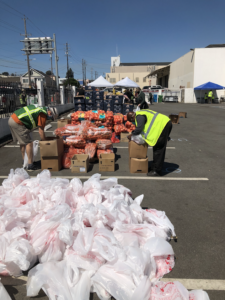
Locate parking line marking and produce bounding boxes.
[3,145,175,149]
[1,276,224,290]
[0,176,208,181]
[115,147,176,149]
[33,130,54,133]
[161,278,225,290]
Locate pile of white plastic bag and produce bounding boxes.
[0,168,210,300]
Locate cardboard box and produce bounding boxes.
[169,114,180,124]
[120,132,129,142]
[41,155,62,172]
[71,154,89,173]
[74,96,85,104]
[129,141,148,159]
[85,98,96,105]
[75,104,86,111]
[179,112,187,118]
[40,137,64,157]
[85,86,95,91]
[57,119,71,128]
[99,153,115,172]
[106,95,115,100]
[93,91,104,99]
[129,157,148,174]
[84,91,93,98]
[86,104,96,111]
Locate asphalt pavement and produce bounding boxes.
[0,103,225,300]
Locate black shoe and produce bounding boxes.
[147,170,161,177]
[27,164,40,172]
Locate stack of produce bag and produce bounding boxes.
[113,114,123,125]
[125,121,136,132]
[114,124,128,135]
[0,169,210,300]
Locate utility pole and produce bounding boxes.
[91,68,93,80]
[50,54,53,74]
[82,59,86,85]
[95,71,98,79]
[53,34,59,89]
[65,42,69,79]
[22,17,31,88]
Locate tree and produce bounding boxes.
[46,70,52,75]
[63,78,80,88]
[66,68,74,79]
[11,73,15,76]
[2,72,9,76]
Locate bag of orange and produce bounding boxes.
[114,124,128,135]
[62,146,85,169]
[113,114,123,125]
[96,139,113,150]
[63,136,86,148]
[97,147,114,159]
[85,143,97,159]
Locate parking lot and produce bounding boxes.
[0,103,225,300]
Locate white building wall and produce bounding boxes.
[169,51,195,89]
[193,48,225,87]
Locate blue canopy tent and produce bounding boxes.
[194,82,225,103]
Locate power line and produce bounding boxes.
[0,19,23,32]
[0,5,22,19]
[27,18,47,36]
[0,24,21,34]
[0,64,27,69]
[0,1,23,16]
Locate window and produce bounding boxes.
[136,77,139,82]
[143,77,146,82]
[110,78,116,83]
[23,79,28,83]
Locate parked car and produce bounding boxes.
[150,85,163,90]
[142,86,151,90]
[102,87,123,93]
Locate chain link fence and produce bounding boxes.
[44,87,60,106]
[0,81,22,118]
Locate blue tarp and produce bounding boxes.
[194,81,225,90]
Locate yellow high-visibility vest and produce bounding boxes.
[135,109,170,146]
[208,91,213,97]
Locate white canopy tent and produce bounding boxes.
[114,77,140,88]
[88,76,113,88]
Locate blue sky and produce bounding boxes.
[0,0,224,79]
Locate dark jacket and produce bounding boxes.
[136,91,148,109]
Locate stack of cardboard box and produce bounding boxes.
[129,141,148,173]
[40,137,64,171]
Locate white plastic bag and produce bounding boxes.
[133,106,140,113]
[131,134,145,145]
[23,140,39,169]
[0,281,12,300]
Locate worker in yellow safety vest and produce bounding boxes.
[20,89,27,106]
[208,90,213,103]
[127,109,172,176]
[204,92,208,103]
[8,105,56,172]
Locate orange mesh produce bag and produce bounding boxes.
[125,121,136,133]
[97,147,114,159]
[114,124,128,135]
[113,114,123,125]
[63,136,86,148]
[96,139,113,150]
[87,128,112,140]
[62,146,85,169]
[85,143,97,159]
